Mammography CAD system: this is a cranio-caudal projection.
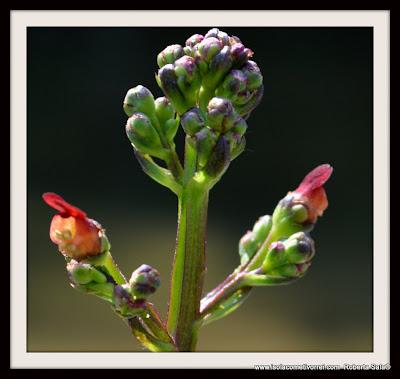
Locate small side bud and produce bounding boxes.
[194,127,218,169]
[157,44,184,68]
[123,85,156,118]
[174,56,201,107]
[181,108,205,136]
[230,43,253,68]
[185,34,204,47]
[126,113,165,158]
[154,96,175,124]
[113,284,145,317]
[196,37,223,63]
[67,260,107,285]
[129,264,161,300]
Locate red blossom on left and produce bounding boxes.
[43,192,104,260]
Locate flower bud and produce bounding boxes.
[262,233,315,275]
[126,113,165,158]
[181,108,205,136]
[129,264,161,300]
[204,46,233,89]
[236,84,264,119]
[157,64,187,115]
[196,37,223,63]
[194,127,218,169]
[154,96,175,125]
[204,134,230,178]
[224,115,248,159]
[242,61,263,91]
[230,43,253,68]
[215,69,247,101]
[174,56,201,107]
[123,85,156,118]
[185,33,204,47]
[157,44,184,68]
[113,284,145,317]
[67,260,107,285]
[206,97,237,133]
[238,215,272,265]
[204,28,230,46]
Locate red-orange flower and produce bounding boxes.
[43,192,103,260]
[291,164,333,223]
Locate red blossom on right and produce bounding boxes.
[291,164,333,223]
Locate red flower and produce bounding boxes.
[43,192,103,260]
[291,164,333,223]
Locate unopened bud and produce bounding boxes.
[113,284,145,317]
[154,96,175,124]
[126,113,165,158]
[204,135,230,178]
[242,61,263,91]
[230,43,253,68]
[157,44,184,68]
[67,260,107,285]
[204,28,230,46]
[181,108,205,136]
[206,97,236,133]
[196,37,223,63]
[204,46,233,89]
[123,85,156,118]
[174,56,201,107]
[185,34,204,47]
[129,264,161,300]
[195,127,218,169]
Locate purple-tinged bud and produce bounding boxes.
[204,134,230,178]
[283,232,315,264]
[206,97,236,133]
[196,37,223,63]
[230,43,254,68]
[174,56,201,108]
[123,85,156,118]
[215,69,247,100]
[195,127,218,169]
[129,264,161,300]
[157,44,184,68]
[204,46,233,89]
[224,115,248,159]
[113,284,145,317]
[181,108,205,136]
[242,60,263,91]
[237,84,264,119]
[185,33,204,47]
[157,64,187,115]
[204,28,230,46]
[229,35,242,45]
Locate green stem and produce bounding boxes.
[167,176,210,351]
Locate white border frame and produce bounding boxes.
[11,10,389,369]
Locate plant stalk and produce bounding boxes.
[167,177,209,351]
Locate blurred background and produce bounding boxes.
[28,27,372,351]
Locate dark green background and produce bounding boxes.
[28,27,373,351]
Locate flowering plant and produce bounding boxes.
[43,28,332,352]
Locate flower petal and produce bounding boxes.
[43,192,87,218]
[295,164,333,195]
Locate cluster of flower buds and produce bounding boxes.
[180,97,248,178]
[238,164,332,283]
[112,264,160,317]
[123,85,179,159]
[156,28,263,118]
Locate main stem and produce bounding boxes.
[167,177,209,351]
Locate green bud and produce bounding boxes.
[164,118,179,142]
[252,215,273,245]
[126,113,165,158]
[204,134,231,178]
[272,194,313,239]
[195,127,218,169]
[206,97,236,133]
[123,85,156,118]
[224,115,248,159]
[262,241,288,273]
[67,260,107,285]
[284,232,315,264]
[196,37,223,63]
[236,84,264,119]
[239,231,258,265]
[154,96,175,124]
[129,264,161,300]
[157,44,184,68]
[268,262,311,279]
[181,108,205,136]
